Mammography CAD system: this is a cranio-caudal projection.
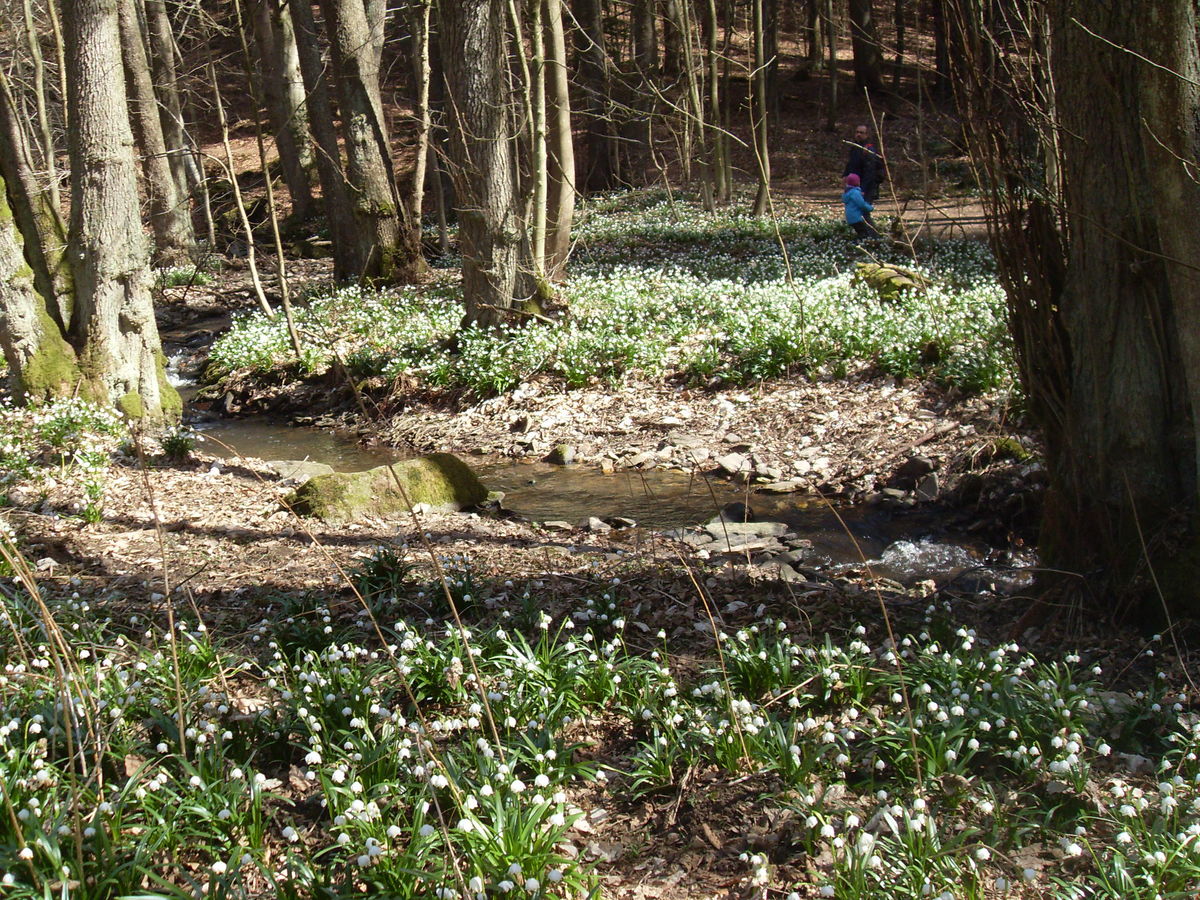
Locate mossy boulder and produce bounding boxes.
[287,453,487,523]
[853,262,930,302]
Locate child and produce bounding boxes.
[842,173,879,240]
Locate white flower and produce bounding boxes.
[211,861,227,874]
[282,826,299,842]
[524,878,540,892]
[510,779,526,793]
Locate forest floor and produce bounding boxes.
[4,75,1199,900]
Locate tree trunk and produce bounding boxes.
[0,173,78,401]
[824,0,838,131]
[143,0,199,198]
[22,0,62,213]
[848,0,884,94]
[661,0,685,79]
[0,69,73,329]
[805,0,824,69]
[530,0,548,275]
[65,0,178,419]
[573,0,618,191]
[290,0,356,278]
[406,0,433,223]
[751,0,772,215]
[1033,0,1200,610]
[323,0,423,282]
[704,0,730,202]
[253,0,316,220]
[632,0,658,76]
[117,0,195,265]
[438,0,520,327]
[629,0,658,173]
[543,0,575,280]
[933,0,951,96]
[365,0,387,68]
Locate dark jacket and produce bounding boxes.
[843,142,886,201]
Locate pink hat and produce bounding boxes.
[845,173,861,187]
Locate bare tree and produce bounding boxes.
[322,0,423,282]
[252,0,316,220]
[0,69,72,327]
[65,0,177,418]
[952,0,1200,612]
[0,173,77,401]
[438,0,520,326]
[543,0,575,279]
[572,0,618,191]
[118,0,195,264]
[143,0,200,198]
[291,0,356,277]
[849,0,884,94]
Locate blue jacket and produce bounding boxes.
[842,186,873,224]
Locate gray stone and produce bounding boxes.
[704,520,787,541]
[711,537,783,555]
[716,453,751,477]
[915,472,940,501]
[777,546,813,566]
[604,516,637,529]
[288,454,487,523]
[542,520,574,531]
[757,480,803,494]
[893,454,936,488]
[668,432,707,450]
[266,460,336,484]
[580,516,612,533]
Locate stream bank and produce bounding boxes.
[146,273,1045,595]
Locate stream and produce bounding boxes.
[188,414,1028,591]
[165,333,1028,590]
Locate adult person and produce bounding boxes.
[843,124,886,204]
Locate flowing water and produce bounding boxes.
[167,325,1026,589]
[190,415,1028,589]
